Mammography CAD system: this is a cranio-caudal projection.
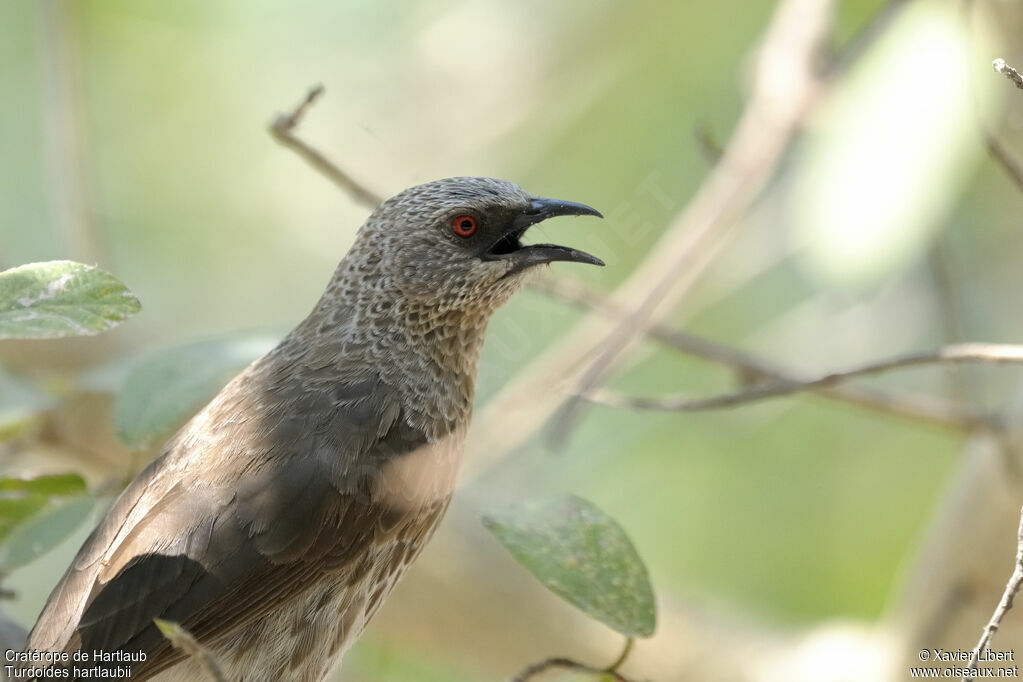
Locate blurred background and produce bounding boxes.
[2,0,1023,680]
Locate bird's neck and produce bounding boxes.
[284,260,494,435]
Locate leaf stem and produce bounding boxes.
[605,637,634,673]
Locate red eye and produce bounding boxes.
[452,215,478,237]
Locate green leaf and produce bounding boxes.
[0,474,93,572]
[113,334,279,449]
[0,473,86,497]
[482,495,656,637]
[0,261,141,339]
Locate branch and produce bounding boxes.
[961,4,1023,192]
[583,343,1023,419]
[961,506,1023,682]
[980,57,1023,191]
[511,638,637,682]
[984,136,1023,192]
[551,0,831,446]
[993,58,1023,91]
[693,124,723,165]
[462,0,835,474]
[269,86,384,210]
[511,657,636,682]
[533,277,987,430]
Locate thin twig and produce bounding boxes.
[585,343,1023,417]
[510,657,636,682]
[551,0,831,446]
[269,86,384,210]
[961,3,1023,193]
[255,0,889,485]
[154,619,228,682]
[693,124,723,165]
[961,506,1023,682]
[993,58,1023,91]
[511,637,637,682]
[532,276,988,430]
[984,137,1023,191]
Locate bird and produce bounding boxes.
[21,177,603,681]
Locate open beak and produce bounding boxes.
[483,197,605,271]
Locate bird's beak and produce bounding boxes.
[483,197,605,270]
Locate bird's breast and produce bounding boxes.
[373,426,467,513]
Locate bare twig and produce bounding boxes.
[510,657,636,682]
[551,0,831,446]
[256,0,891,485]
[961,3,1023,192]
[511,637,636,682]
[585,343,1023,418]
[694,124,723,164]
[984,137,1023,191]
[981,58,1023,191]
[533,276,987,430]
[961,506,1023,682]
[461,0,833,470]
[993,58,1023,91]
[269,86,384,210]
[154,619,228,682]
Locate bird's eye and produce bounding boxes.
[452,215,478,237]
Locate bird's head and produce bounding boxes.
[354,177,603,312]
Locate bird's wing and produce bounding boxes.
[26,367,450,679]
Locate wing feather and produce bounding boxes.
[26,363,437,680]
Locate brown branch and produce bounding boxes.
[253,1,894,485]
[511,637,637,682]
[584,343,1023,419]
[961,3,1023,193]
[269,86,384,210]
[510,657,635,682]
[993,58,1023,91]
[533,277,987,430]
[693,124,723,165]
[551,0,831,446]
[461,0,834,470]
[925,239,971,403]
[962,506,1023,682]
[984,136,1023,192]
